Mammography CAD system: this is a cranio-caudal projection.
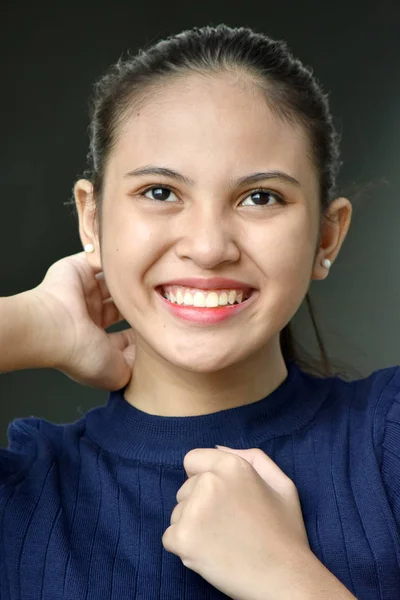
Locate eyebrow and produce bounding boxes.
[123,165,301,188]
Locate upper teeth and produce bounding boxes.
[162,285,248,307]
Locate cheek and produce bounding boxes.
[250,215,315,279]
[105,205,165,264]
[117,212,158,244]
[101,212,172,311]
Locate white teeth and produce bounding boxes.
[183,291,193,305]
[205,292,219,308]
[163,286,249,307]
[219,292,228,306]
[193,291,206,307]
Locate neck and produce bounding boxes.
[123,337,288,417]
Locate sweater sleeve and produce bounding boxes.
[0,417,44,488]
[380,366,400,529]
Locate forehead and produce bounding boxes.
[109,73,318,196]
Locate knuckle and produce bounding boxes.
[252,448,265,459]
[283,476,299,497]
[200,470,219,489]
[183,448,198,469]
[224,452,243,470]
[175,523,192,553]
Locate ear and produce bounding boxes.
[312,197,352,281]
[74,178,102,271]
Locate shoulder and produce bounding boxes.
[349,364,400,445]
[0,412,87,488]
[374,366,400,487]
[350,365,400,526]
[308,362,400,413]
[298,363,400,441]
[347,364,400,425]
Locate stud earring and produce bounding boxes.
[84,243,94,253]
[322,258,331,269]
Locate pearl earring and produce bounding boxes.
[84,243,94,254]
[322,258,331,269]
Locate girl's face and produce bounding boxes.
[78,74,341,373]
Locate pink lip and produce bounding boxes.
[158,277,255,291]
[155,288,257,325]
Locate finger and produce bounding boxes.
[93,346,133,392]
[95,271,112,302]
[102,298,127,329]
[170,501,185,526]
[71,254,105,299]
[234,448,288,479]
[161,524,178,555]
[176,473,198,503]
[183,448,222,477]
[219,448,295,495]
[72,251,103,277]
[108,328,136,353]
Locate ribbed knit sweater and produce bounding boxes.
[1,359,400,600]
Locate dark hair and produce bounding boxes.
[74,24,360,380]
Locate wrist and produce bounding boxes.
[271,550,357,600]
[0,291,54,373]
[18,289,63,370]
[250,550,357,600]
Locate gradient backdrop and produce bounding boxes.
[1,0,400,445]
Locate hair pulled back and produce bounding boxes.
[78,24,354,378]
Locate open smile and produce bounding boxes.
[155,286,258,325]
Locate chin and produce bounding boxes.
[167,353,240,374]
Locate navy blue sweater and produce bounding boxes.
[1,360,400,599]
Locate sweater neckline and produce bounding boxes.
[84,360,321,467]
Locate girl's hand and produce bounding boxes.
[30,251,136,391]
[162,446,311,600]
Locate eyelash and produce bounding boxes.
[138,185,287,207]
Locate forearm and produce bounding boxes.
[250,551,357,600]
[0,291,56,372]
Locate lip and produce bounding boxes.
[155,287,258,325]
[157,277,256,291]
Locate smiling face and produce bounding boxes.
[76,72,340,377]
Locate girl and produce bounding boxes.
[1,24,397,600]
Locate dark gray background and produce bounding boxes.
[1,0,400,445]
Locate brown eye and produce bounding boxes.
[142,186,178,202]
[240,189,286,207]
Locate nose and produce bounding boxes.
[174,204,240,269]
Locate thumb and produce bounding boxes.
[215,445,256,458]
[215,446,258,466]
[215,445,289,490]
[215,445,261,463]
